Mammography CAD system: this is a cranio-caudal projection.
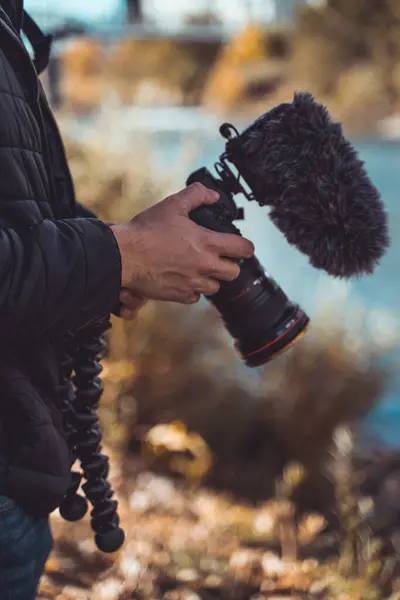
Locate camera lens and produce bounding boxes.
[209,256,310,367]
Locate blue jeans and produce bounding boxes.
[0,496,53,600]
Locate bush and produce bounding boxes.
[114,301,389,519]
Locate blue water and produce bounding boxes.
[25,0,125,25]
[149,130,400,446]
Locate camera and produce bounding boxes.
[186,123,309,368]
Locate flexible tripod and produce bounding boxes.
[58,317,125,553]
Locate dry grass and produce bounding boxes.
[39,432,400,600]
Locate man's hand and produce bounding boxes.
[110,183,254,305]
[118,289,147,320]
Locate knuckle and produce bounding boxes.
[203,232,219,250]
[166,189,183,205]
[199,256,216,274]
[160,196,175,213]
[188,182,206,194]
[161,192,173,205]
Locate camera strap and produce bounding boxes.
[21,10,52,75]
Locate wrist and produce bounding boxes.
[110,223,140,290]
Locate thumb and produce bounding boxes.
[171,182,220,215]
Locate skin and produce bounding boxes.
[111,182,254,319]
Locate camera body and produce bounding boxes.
[187,164,309,367]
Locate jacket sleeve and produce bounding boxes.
[74,201,122,317]
[0,218,122,336]
[75,201,98,219]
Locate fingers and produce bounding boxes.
[181,292,201,305]
[120,289,146,311]
[119,289,147,320]
[202,258,241,282]
[167,279,220,301]
[206,231,255,260]
[191,277,221,296]
[168,182,220,215]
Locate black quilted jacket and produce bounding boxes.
[0,2,122,515]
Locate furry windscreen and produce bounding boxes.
[225,92,390,277]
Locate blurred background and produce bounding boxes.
[26,1,400,599]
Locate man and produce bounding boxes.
[0,1,254,598]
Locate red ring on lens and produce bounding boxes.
[242,310,306,359]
